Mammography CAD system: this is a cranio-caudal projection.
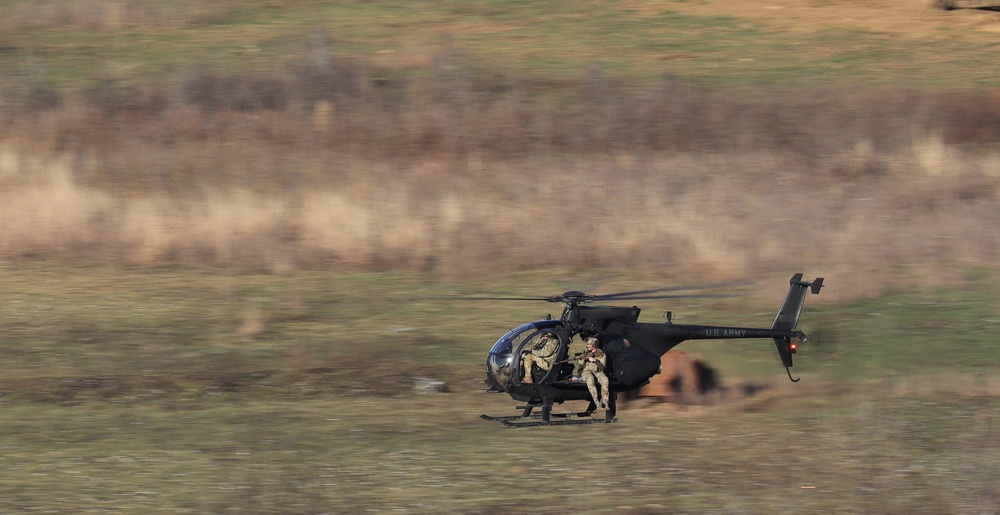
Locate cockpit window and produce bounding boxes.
[486,321,563,391]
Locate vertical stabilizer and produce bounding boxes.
[770,274,823,378]
[771,274,823,332]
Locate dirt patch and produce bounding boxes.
[618,351,782,411]
[618,350,1000,415]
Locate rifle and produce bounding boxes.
[551,351,589,367]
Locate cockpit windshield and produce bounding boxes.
[485,320,563,391]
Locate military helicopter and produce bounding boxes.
[476,273,823,427]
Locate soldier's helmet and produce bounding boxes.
[586,337,598,345]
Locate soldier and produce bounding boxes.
[573,336,610,409]
[521,332,559,384]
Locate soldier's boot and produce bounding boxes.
[587,385,600,407]
[523,374,533,383]
[600,387,610,406]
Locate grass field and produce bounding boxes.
[3,1,1000,281]
[1,262,998,512]
[2,1,1000,512]
[3,0,1000,87]
[3,2,1000,281]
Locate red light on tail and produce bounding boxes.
[788,342,798,353]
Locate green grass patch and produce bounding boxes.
[1,261,998,511]
[2,0,998,89]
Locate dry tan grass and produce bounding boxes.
[0,0,223,32]
[2,135,998,295]
[3,66,999,292]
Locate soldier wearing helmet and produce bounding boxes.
[572,336,610,409]
[521,332,560,384]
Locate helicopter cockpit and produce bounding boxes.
[485,319,564,392]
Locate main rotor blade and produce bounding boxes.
[412,279,754,304]
[591,281,756,301]
[596,292,739,301]
[417,295,560,302]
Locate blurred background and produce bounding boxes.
[1,1,998,513]
[1,0,999,290]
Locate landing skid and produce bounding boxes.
[481,397,616,428]
[480,410,615,428]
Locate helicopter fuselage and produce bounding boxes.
[480,274,823,425]
[485,308,800,404]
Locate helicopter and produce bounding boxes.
[477,273,824,427]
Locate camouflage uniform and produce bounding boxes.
[575,337,610,409]
[521,333,559,383]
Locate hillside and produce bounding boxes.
[0,3,998,513]
[1,1,999,286]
